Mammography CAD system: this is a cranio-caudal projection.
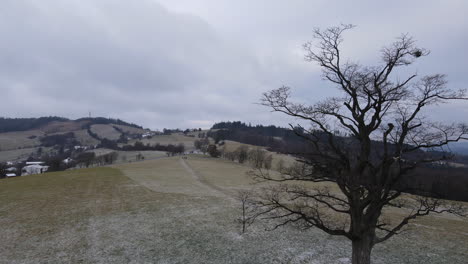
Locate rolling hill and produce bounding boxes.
[0,117,149,162]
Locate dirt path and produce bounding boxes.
[179,158,234,199]
[117,157,223,197]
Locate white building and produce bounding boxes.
[6,173,17,177]
[74,146,88,150]
[26,161,45,165]
[21,165,49,176]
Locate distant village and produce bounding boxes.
[2,146,86,178]
[0,127,208,179]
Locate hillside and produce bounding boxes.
[0,117,152,164]
[0,117,142,133]
[0,117,147,150]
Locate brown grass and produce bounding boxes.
[90,124,122,140]
[0,156,466,263]
[0,130,43,151]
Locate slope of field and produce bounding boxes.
[0,147,41,162]
[38,120,85,133]
[73,129,101,146]
[0,130,43,151]
[1,156,467,264]
[117,157,220,197]
[89,124,122,140]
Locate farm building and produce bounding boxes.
[6,173,17,177]
[74,145,88,150]
[26,161,45,165]
[21,165,49,176]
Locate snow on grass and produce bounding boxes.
[0,157,467,263]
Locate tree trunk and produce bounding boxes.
[352,236,373,264]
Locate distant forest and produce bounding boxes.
[210,121,310,153]
[0,116,142,133]
[210,121,468,201]
[0,117,68,133]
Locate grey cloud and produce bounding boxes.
[1,0,467,129]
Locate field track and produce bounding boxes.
[179,158,233,198]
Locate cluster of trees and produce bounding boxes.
[194,138,210,153]
[207,123,313,154]
[0,163,7,178]
[194,133,277,169]
[74,151,119,168]
[0,116,68,133]
[194,138,224,158]
[0,116,142,134]
[35,148,118,171]
[78,117,142,129]
[397,166,468,201]
[162,128,202,135]
[183,128,202,135]
[221,145,274,170]
[40,132,78,147]
[162,128,182,135]
[121,141,185,156]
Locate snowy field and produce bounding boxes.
[0,156,467,263]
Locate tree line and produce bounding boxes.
[0,116,68,133]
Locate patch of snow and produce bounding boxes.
[338,257,351,264]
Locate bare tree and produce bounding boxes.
[276,158,285,172]
[235,145,249,164]
[254,24,467,264]
[235,190,257,234]
[0,162,6,178]
[263,154,273,170]
[195,138,210,155]
[248,147,267,169]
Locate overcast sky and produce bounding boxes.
[1,0,467,130]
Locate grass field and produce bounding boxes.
[90,124,122,141]
[0,156,467,264]
[0,147,43,163]
[0,130,43,151]
[74,129,101,146]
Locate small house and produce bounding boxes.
[26,161,45,165]
[6,173,17,177]
[21,165,49,176]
